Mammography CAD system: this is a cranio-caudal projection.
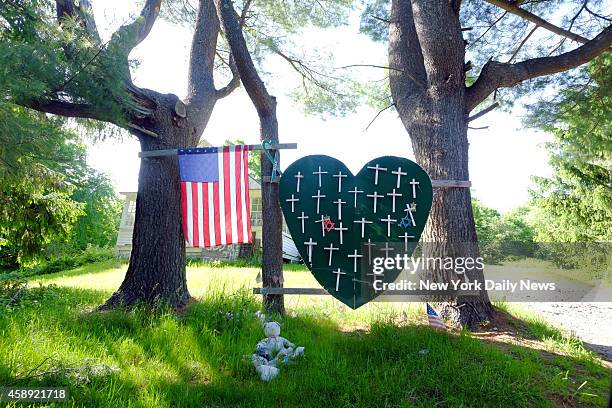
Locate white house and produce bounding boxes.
[115,141,299,261]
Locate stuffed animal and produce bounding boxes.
[251,321,304,381]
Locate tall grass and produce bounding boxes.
[0,274,609,407]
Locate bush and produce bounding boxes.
[473,200,537,264]
[534,242,610,279]
[0,246,114,280]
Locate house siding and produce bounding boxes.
[115,189,261,261]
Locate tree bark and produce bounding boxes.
[404,98,494,328]
[259,108,285,315]
[214,0,285,315]
[103,136,189,308]
[389,0,494,328]
[389,0,610,328]
[102,91,215,310]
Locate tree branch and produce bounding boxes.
[484,0,589,44]
[467,102,499,122]
[216,53,241,98]
[23,99,99,120]
[468,11,507,49]
[187,0,219,106]
[546,1,587,56]
[338,64,403,72]
[76,0,101,43]
[111,0,162,53]
[585,4,611,22]
[507,24,538,63]
[270,46,344,95]
[214,0,274,116]
[365,103,395,131]
[388,0,427,106]
[214,0,254,99]
[465,25,612,113]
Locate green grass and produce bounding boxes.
[0,262,610,407]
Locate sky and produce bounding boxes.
[87,1,554,213]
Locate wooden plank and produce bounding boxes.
[431,180,471,188]
[253,287,329,295]
[265,178,470,186]
[139,143,298,158]
[139,149,177,158]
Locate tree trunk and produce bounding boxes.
[102,93,213,310]
[388,0,494,328]
[405,98,494,328]
[260,107,285,315]
[213,0,285,315]
[103,140,189,308]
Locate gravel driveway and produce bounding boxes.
[523,302,612,361]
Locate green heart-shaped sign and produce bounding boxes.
[280,156,433,309]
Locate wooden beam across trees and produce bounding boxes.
[254,287,328,296]
[139,146,472,189]
[138,143,298,158]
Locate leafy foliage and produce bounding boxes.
[0,163,84,269]
[526,55,611,243]
[0,246,115,279]
[358,0,611,110]
[0,2,125,267]
[0,61,84,270]
[0,0,132,126]
[69,170,123,250]
[358,0,389,43]
[0,99,122,268]
[472,200,536,264]
[164,0,359,117]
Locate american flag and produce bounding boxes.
[178,145,253,247]
[426,303,446,330]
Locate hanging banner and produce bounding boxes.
[279,155,433,309]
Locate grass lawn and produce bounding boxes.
[0,260,610,407]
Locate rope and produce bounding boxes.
[261,139,282,182]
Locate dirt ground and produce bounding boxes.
[523,302,612,361]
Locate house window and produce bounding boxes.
[251,197,262,226]
[125,199,136,226]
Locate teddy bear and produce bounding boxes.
[251,321,304,381]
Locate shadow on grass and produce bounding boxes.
[27,259,128,282]
[0,285,610,408]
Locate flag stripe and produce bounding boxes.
[213,182,222,245]
[223,147,232,244]
[180,182,188,243]
[426,303,446,330]
[208,182,216,246]
[239,147,248,242]
[235,146,244,243]
[243,147,252,242]
[197,183,204,247]
[186,182,194,245]
[228,146,238,243]
[191,182,199,247]
[203,183,210,247]
[217,149,226,245]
